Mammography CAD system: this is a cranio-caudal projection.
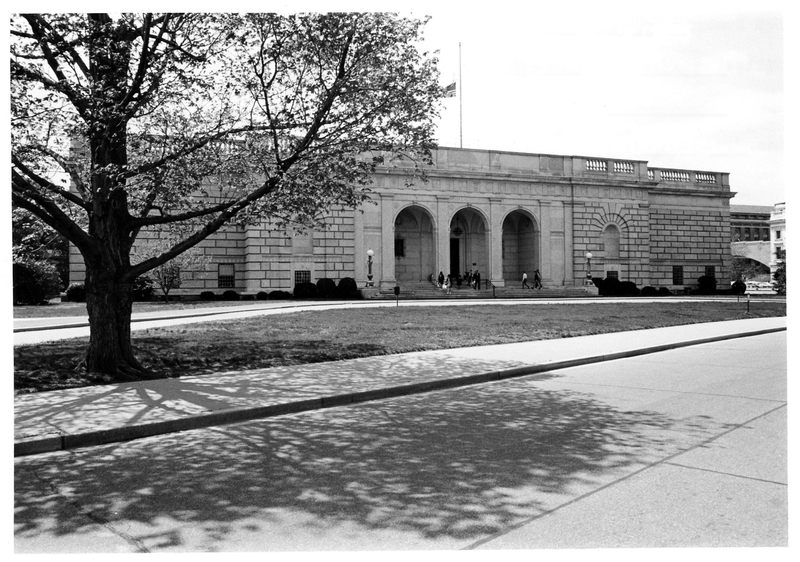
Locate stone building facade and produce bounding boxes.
[70,146,733,295]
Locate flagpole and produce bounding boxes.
[458,42,463,149]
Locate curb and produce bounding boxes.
[14,326,786,457]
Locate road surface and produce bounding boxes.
[14,331,786,552]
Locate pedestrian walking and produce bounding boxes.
[522,271,531,289]
[533,269,542,290]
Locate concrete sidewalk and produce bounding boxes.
[14,316,786,457]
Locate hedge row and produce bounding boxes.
[593,275,742,297]
[61,276,364,303]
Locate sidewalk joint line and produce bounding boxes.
[662,461,787,486]
[463,402,787,550]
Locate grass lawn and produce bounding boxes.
[14,300,785,394]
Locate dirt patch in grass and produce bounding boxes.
[14,301,785,393]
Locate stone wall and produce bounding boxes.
[67,146,733,296]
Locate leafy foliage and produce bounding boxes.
[13,261,62,304]
[773,256,786,295]
[131,276,155,301]
[10,13,443,374]
[696,275,717,295]
[336,276,359,298]
[316,278,337,298]
[293,282,318,299]
[65,283,87,302]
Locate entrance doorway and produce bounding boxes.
[449,208,488,279]
[450,238,460,277]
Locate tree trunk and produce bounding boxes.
[83,261,151,380]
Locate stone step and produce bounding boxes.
[373,283,590,299]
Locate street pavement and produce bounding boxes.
[13,316,788,552]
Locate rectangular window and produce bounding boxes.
[705,266,716,278]
[294,270,311,285]
[776,230,782,239]
[606,270,619,280]
[672,266,684,285]
[218,263,235,288]
[395,238,405,258]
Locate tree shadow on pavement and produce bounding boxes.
[14,376,727,551]
[14,349,536,435]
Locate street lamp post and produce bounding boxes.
[366,248,374,287]
[585,251,593,280]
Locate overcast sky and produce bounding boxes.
[16,0,791,208]
[415,1,786,207]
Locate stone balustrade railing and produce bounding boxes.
[372,147,730,190]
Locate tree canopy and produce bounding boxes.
[12,12,442,276]
[10,12,444,376]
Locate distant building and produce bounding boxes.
[70,146,734,295]
[770,202,786,271]
[730,205,772,242]
[729,203,784,281]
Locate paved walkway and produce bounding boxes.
[14,316,786,457]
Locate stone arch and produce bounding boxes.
[602,223,621,259]
[590,211,629,255]
[394,204,436,283]
[501,209,540,284]
[449,206,489,279]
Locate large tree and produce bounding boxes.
[11,13,443,379]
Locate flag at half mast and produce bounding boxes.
[444,81,456,97]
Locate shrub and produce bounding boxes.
[657,287,673,297]
[255,291,269,300]
[619,281,640,296]
[13,260,62,305]
[773,260,786,295]
[65,282,87,303]
[131,276,154,301]
[696,275,717,295]
[336,276,361,299]
[221,290,240,301]
[199,291,216,301]
[316,278,337,299]
[293,282,318,299]
[640,286,658,297]
[241,294,255,301]
[268,290,293,300]
[596,277,620,296]
[730,280,746,295]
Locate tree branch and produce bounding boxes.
[12,173,93,251]
[12,155,90,210]
[127,176,279,279]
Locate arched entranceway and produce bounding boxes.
[502,210,539,283]
[449,208,488,279]
[394,205,435,282]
